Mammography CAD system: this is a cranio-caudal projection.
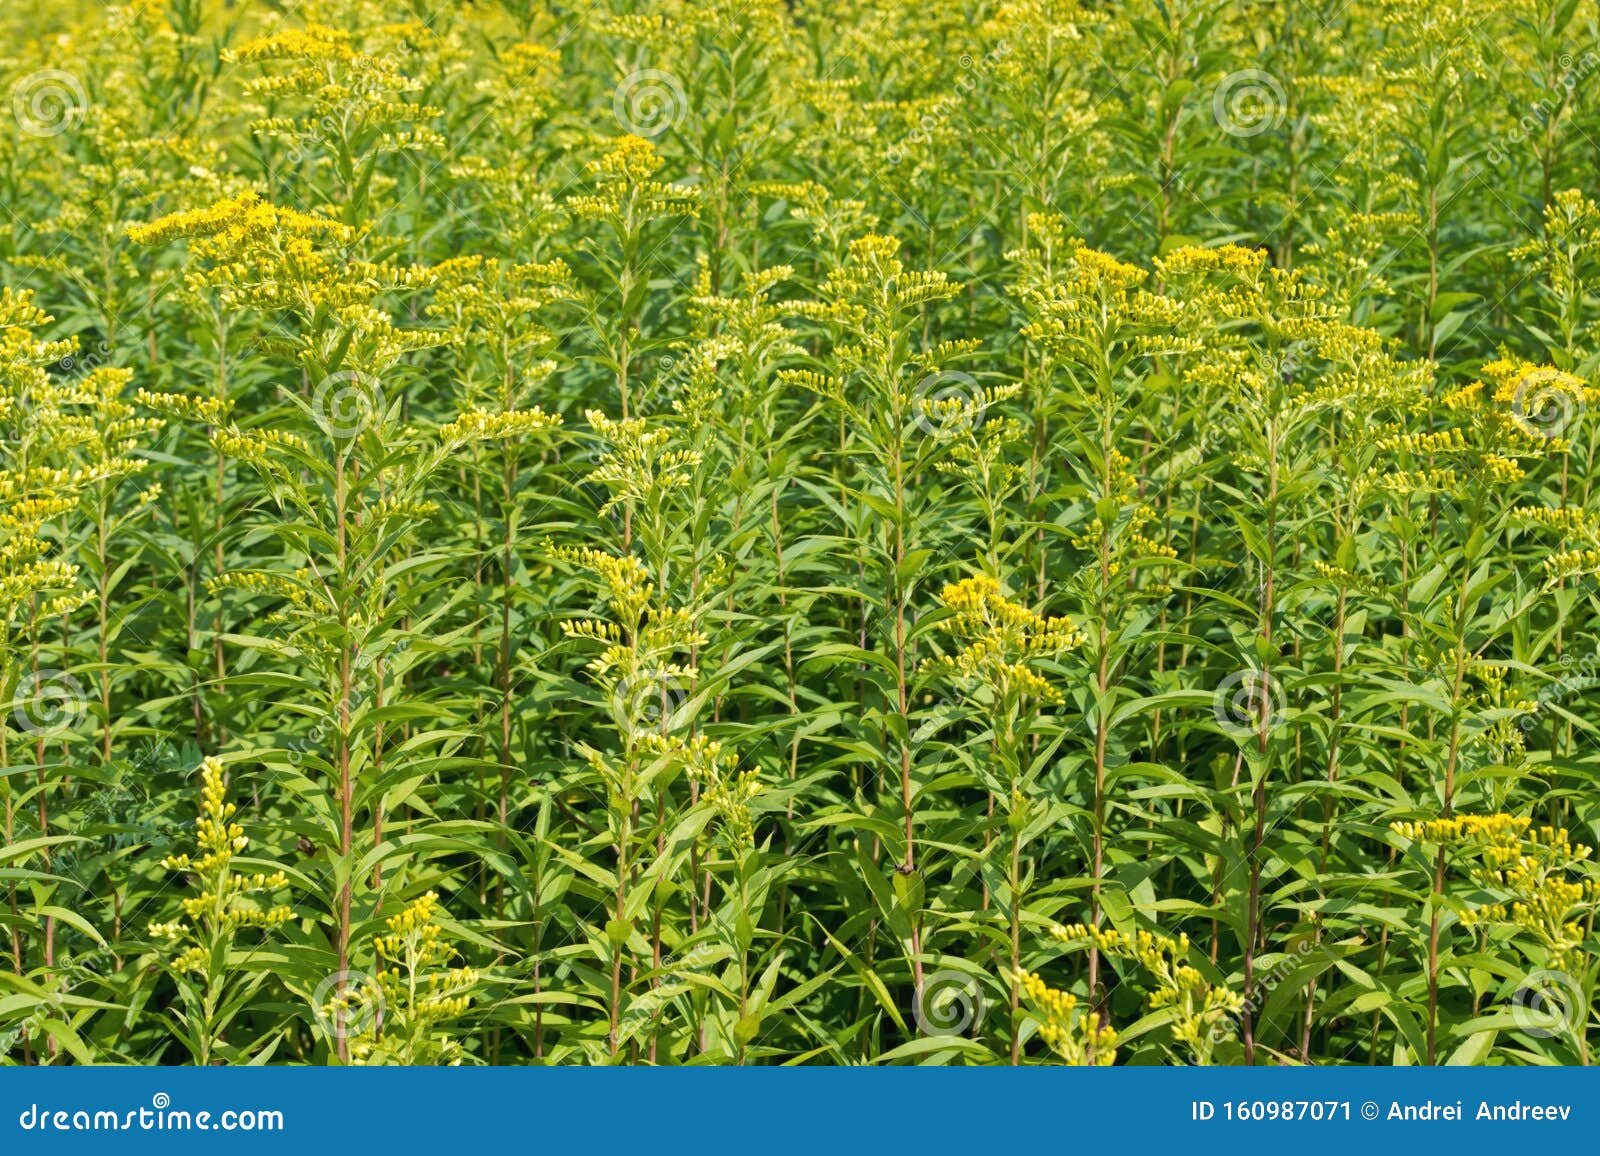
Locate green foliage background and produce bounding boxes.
[1,0,1599,1066]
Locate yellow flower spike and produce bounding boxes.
[1013,969,1118,1065]
[345,891,477,1065]
[1051,920,1241,1064]
[151,758,291,1051]
[1397,813,1599,972]
[923,573,1082,708]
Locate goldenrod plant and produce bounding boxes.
[2,0,1600,1068]
[1055,923,1244,1066]
[922,574,1080,1063]
[149,757,292,1065]
[341,891,479,1066]
[1012,968,1117,1066]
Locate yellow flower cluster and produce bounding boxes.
[552,536,708,759]
[226,20,442,154]
[133,390,230,428]
[1307,559,1390,599]
[1017,244,1155,356]
[914,384,1022,438]
[583,410,703,517]
[424,256,574,347]
[346,891,478,1066]
[1515,506,1598,536]
[921,574,1081,704]
[1054,923,1243,1064]
[1359,466,1460,499]
[502,41,560,78]
[0,290,102,623]
[206,568,317,611]
[211,426,307,467]
[568,136,700,224]
[1391,813,1530,845]
[1376,427,1468,455]
[1155,243,1269,283]
[1481,453,1526,483]
[1405,817,1600,972]
[551,543,653,628]
[1481,359,1593,405]
[225,23,355,65]
[774,368,845,400]
[1014,969,1118,1065]
[1543,547,1600,582]
[151,758,293,976]
[128,190,351,250]
[642,733,762,848]
[439,407,563,445]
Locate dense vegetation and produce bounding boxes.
[2,0,1600,1067]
